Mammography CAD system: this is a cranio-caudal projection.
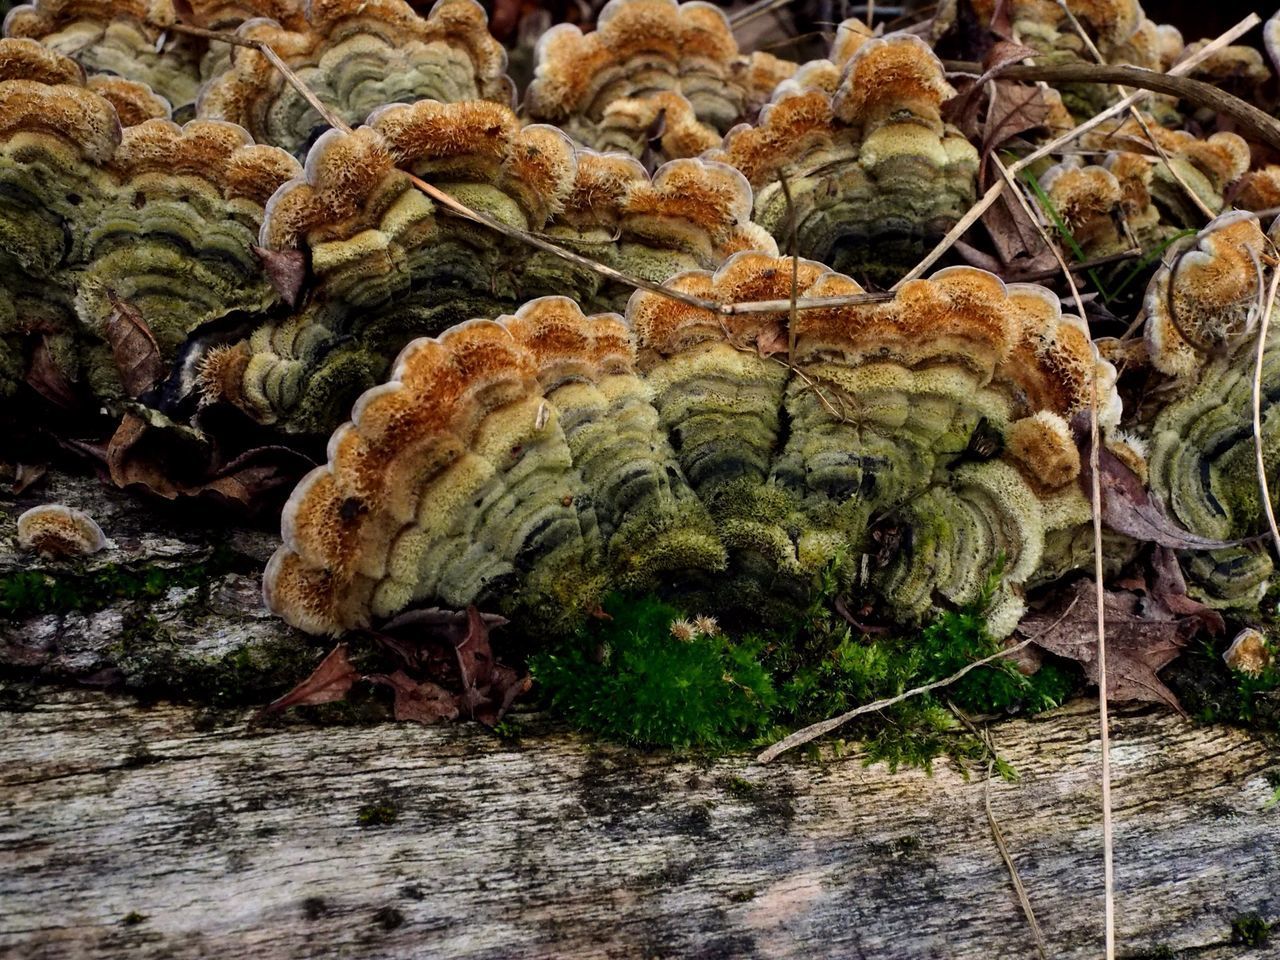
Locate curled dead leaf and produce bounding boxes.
[755,322,788,358]
[252,246,308,308]
[103,293,166,398]
[27,336,79,409]
[1078,425,1248,550]
[100,409,313,507]
[262,643,358,715]
[368,670,460,724]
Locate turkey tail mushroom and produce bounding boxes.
[212,100,775,433]
[264,260,1119,639]
[1143,212,1278,608]
[195,0,513,156]
[705,33,978,287]
[524,0,795,164]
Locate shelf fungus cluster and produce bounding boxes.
[969,0,1273,121]
[197,99,775,432]
[524,0,794,164]
[0,38,301,402]
[264,255,1118,638]
[197,0,514,156]
[4,0,513,154]
[1142,212,1280,609]
[705,34,979,287]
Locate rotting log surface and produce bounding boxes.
[2,474,1279,959]
[1,694,1278,959]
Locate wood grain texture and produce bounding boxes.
[1,690,1277,960]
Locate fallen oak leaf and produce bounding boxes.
[1148,546,1226,636]
[368,670,459,724]
[252,246,308,308]
[104,293,166,398]
[1077,422,1251,550]
[474,664,532,728]
[981,80,1055,171]
[1017,580,1195,713]
[943,40,1041,137]
[261,643,358,716]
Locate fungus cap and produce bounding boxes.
[16,504,108,557]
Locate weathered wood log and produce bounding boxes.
[1,471,316,701]
[0,691,1277,959]
[2,472,1279,958]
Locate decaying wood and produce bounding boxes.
[1,471,305,692]
[2,472,1279,959]
[0,691,1276,959]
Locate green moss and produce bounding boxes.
[526,559,1074,767]
[1232,913,1272,948]
[121,912,147,926]
[356,801,398,827]
[0,546,240,620]
[529,594,776,750]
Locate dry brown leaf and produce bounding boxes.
[252,246,307,308]
[3,462,47,495]
[1148,546,1227,636]
[1079,428,1248,550]
[983,191,1057,270]
[103,293,166,398]
[1018,580,1195,712]
[981,81,1055,168]
[755,322,788,358]
[263,644,359,715]
[373,605,528,727]
[27,336,79,409]
[943,40,1041,137]
[368,670,459,724]
[102,410,312,507]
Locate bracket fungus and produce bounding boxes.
[2,0,206,109]
[199,99,774,432]
[16,503,108,557]
[0,41,301,405]
[705,32,978,287]
[1143,212,1278,607]
[1223,627,1272,677]
[1082,118,1251,228]
[196,0,513,156]
[264,258,1118,639]
[524,0,794,164]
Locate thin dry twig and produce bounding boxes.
[168,23,349,133]
[1252,245,1280,559]
[962,62,1280,151]
[993,154,1115,960]
[985,759,1050,960]
[755,637,1037,763]
[779,171,800,358]
[897,13,1262,288]
[1051,0,1214,222]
